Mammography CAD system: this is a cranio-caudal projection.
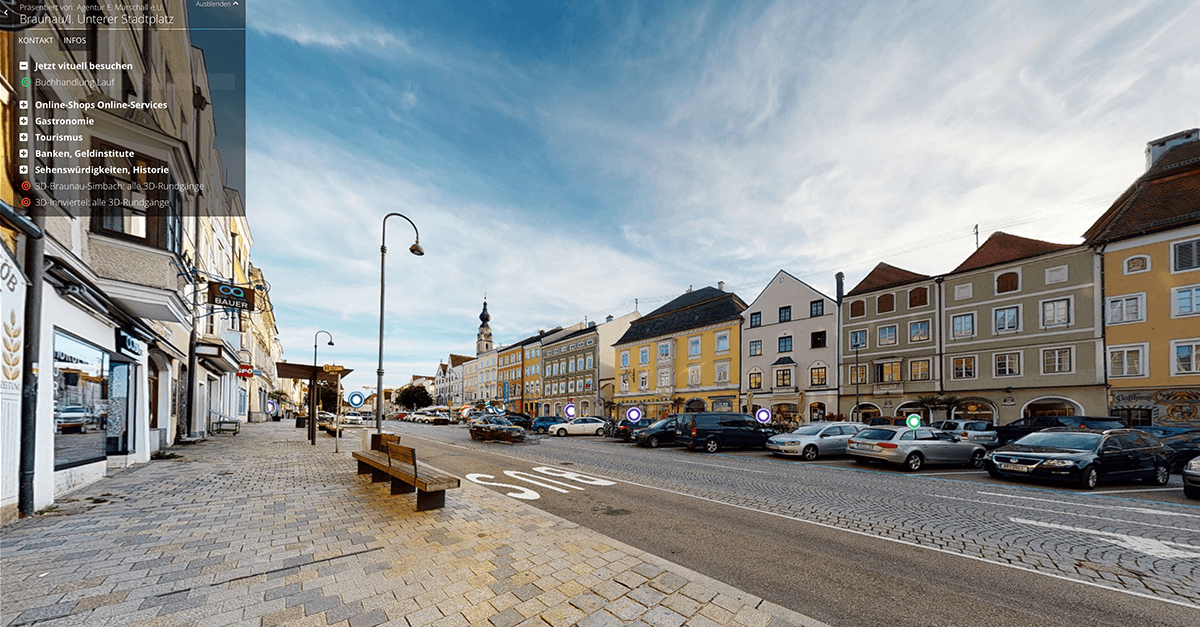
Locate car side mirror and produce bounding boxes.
[1101,445,1120,454]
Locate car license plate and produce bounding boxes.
[853,443,871,450]
[996,462,1030,473]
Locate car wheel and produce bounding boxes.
[556,428,567,436]
[1147,464,1170,486]
[704,438,720,453]
[648,436,659,448]
[904,452,924,471]
[1079,465,1099,490]
[802,445,819,461]
[596,428,605,436]
[537,427,546,434]
[968,450,984,469]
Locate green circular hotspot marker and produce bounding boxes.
[905,413,922,430]
[21,77,31,87]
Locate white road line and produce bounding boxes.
[976,491,1200,518]
[1089,487,1184,495]
[400,429,1200,610]
[930,494,1199,532]
[1011,518,1200,559]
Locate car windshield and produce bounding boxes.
[790,425,825,436]
[855,428,897,441]
[1013,432,1101,450]
[964,422,994,431]
[648,419,672,429]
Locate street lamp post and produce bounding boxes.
[311,330,333,445]
[376,213,424,434]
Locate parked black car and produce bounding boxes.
[994,415,1126,445]
[612,416,653,441]
[983,428,1172,489]
[531,416,567,434]
[1160,431,1200,471]
[633,417,677,448]
[675,412,774,453]
[1133,425,1200,439]
[504,412,534,430]
[469,416,526,442]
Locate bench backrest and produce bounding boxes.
[372,433,400,451]
[387,443,417,477]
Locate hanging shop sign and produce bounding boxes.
[207,282,255,311]
[115,328,143,358]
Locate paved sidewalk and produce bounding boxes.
[1,421,828,627]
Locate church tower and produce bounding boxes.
[476,299,493,356]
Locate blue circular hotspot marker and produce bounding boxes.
[266,399,278,416]
[347,391,365,408]
[565,403,576,418]
[905,413,922,430]
[755,408,772,424]
[626,407,642,423]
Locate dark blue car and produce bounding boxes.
[531,416,567,434]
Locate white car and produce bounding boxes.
[342,412,363,425]
[552,416,607,436]
[766,422,863,460]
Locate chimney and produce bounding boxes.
[835,272,845,305]
[718,281,725,291]
[1145,128,1199,170]
[686,285,692,293]
[606,315,613,323]
[588,321,596,328]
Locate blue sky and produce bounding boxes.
[244,0,1200,396]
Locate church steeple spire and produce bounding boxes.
[476,298,493,355]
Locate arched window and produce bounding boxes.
[909,287,928,308]
[850,300,865,318]
[877,293,895,313]
[996,272,1019,293]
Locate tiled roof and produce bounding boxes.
[448,354,472,367]
[771,356,796,366]
[952,232,1075,273]
[1083,140,1200,245]
[614,287,746,346]
[846,263,930,296]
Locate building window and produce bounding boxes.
[954,284,973,300]
[775,369,792,387]
[909,321,929,342]
[850,300,865,318]
[952,313,975,338]
[1173,339,1200,375]
[778,336,793,353]
[749,340,762,356]
[811,331,827,349]
[1173,238,1199,272]
[779,306,792,323]
[1042,347,1073,374]
[877,293,895,314]
[749,372,762,390]
[850,365,867,385]
[639,371,649,390]
[715,362,729,382]
[1174,285,1200,317]
[1042,299,1071,327]
[640,347,650,364]
[1124,256,1150,274]
[850,330,867,350]
[994,306,1019,333]
[909,287,928,308]
[874,362,901,382]
[995,352,1021,377]
[621,351,629,368]
[716,332,730,353]
[659,342,671,358]
[91,139,182,254]
[1108,345,1146,378]
[909,359,930,381]
[1107,294,1145,324]
[877,325,897,346]
[810,366,827,386]
[688,337,701,357]
[52,332,110,469]
[620,374,629,392]
[584,378,592,391]
[658,369,671,387]
[810,300,824,317]
[586,355,594,369]
[996,272,1019,294]
[568,381,575,393]
[688,366,701,386]
[952,356,977,380]
[749,312,761,328]
[1045,266,1069,285]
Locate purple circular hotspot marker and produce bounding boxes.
[626,407,642,423]
[755,408,772,423]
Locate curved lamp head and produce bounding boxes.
[409,242,424,256]
[327,340,335,346]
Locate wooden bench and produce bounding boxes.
[350,435,460,511]
[212,420,241,435]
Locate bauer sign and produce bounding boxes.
[208,282,255,311]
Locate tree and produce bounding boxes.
[304,381,339,413]
[398,386,433,410]
[914,394,960,421]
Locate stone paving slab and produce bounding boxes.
[1,422,828,627]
